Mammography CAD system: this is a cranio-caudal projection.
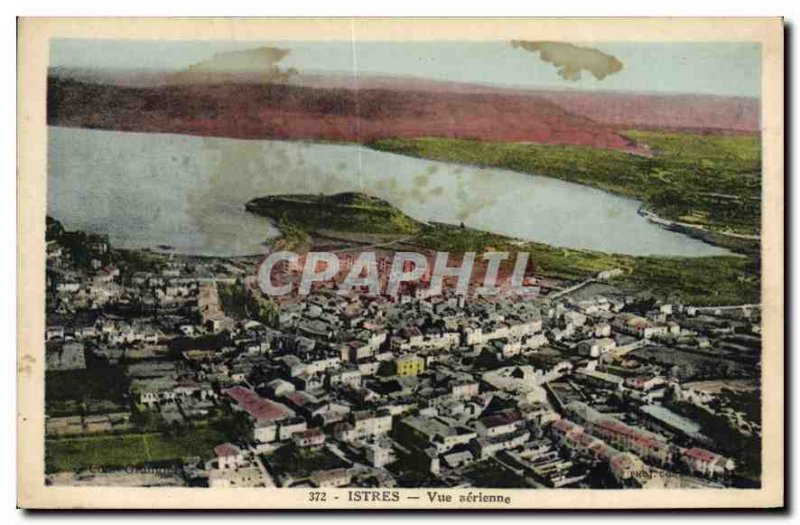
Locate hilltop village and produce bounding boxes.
[44,219,762,490]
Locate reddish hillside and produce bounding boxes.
[295,74,760,134]
[292,75,760,133]
[535,91,759,134]
[47,76,645,154]
[49,69,760,136]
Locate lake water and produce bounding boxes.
[48,127,730,257]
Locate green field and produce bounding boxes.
[622,254,759,306]
[370,132,761,236]
[415,222,759,306]
[45,427,230,473]
[46,367,130,417]
[264,444,350,481]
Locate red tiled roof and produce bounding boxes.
[214,442,241,458]
[595,419,668,450]
[574,432,599,447]
[684,447,721,463]
[552,419,577,434]
[223,386,293,424]
[286,392,313,407]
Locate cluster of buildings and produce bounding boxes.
[44,224,761,489]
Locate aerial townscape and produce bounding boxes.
[44,210,761,490]
[43,38,763,491]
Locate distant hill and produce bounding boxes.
[46,74,643,153]
[294,73,760,134]
[47,70,758,154]
[535,91,759,134]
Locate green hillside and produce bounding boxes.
[246,192,422,236]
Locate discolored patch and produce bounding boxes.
[183,46,298,83]
[18,354,36,375]
[511,40,623,81]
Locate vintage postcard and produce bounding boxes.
[17,18,784,509]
